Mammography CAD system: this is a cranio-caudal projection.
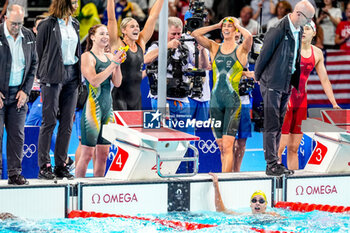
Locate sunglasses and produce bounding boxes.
[251,198,266,204]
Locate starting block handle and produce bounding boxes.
[156,143,199,178]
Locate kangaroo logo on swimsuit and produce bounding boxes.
[143,110,161,129]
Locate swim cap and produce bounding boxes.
[251,190,267,203]
[306,21,316,32]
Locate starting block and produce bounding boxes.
[301,109,350,173]
[102,111,199,180]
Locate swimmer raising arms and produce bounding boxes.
[209,172,280,216]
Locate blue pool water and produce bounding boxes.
[1,209,349,233]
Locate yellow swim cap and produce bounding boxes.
[251,190,267,203]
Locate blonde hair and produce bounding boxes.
[168,17,183,29]
[120,17,136,31]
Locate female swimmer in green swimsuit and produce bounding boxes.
[192,17,252,173]
[75,24,124,177]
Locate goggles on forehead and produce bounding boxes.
[222,17,238,32]
[223,17,234,24]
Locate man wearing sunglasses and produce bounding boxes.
[209,173,279,216]
[254,0,315,176]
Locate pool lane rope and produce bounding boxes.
[68,210,216,231]
[68,210,295,232]
[274,201,350,213]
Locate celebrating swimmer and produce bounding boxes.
[192,17,252,173]
[107,0,164,110]
[209,173,279,216]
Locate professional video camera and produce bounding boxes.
[178,37,206,98]
[185,68,206,98]
[146,42,192,98]
[239,77,255,96]
[185,0,207,32]
[252,101,264,132]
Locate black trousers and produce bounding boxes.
[0,86,28,177]
[38,65,79,168]
[260,84,291,167]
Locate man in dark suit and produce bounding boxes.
[0,4,37,184]
[255,0,315,176]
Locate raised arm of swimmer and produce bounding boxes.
[107,0,121,48]
[209,172,240,215]
[191,20,223,60]
[138,0,164,51]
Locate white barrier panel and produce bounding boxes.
[0,185,67,219]
[81,183,168,215]
[285,175,350,205]
[190,179,274,211]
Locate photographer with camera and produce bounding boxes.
[183,1,211,128]
[145,16,195,134]
[192,17,253,173]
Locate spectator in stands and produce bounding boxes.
[102,0,146,36]
[75,24,124,178]
[277,22,340,170]
[251,0,278,31]
[107,0,164,110]
[174,0,190,23]
[209,173,279,216]
[316,0,342,49]
[76,0,103,43]
[239,6,259,35]
[36,0,80,180]
[0,0,28,23]
[213,0,249,19]
[0,4,37,185]
[314,17,325,49]
[335,2,350,50]
[255,0,315,176]
[266,1,292,31]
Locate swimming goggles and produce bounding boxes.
[222,17,238,32]
[223,17,235,24]
[251,198,266,204]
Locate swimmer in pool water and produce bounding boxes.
[209,173,280,216]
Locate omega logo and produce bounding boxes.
[296,185,338,196]
[92,193,138,204]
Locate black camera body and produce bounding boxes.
[185,68,206,98]
[239,77,255,96]
[185,0,207,32]
[146,42,192,98]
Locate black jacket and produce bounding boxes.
[0,23,38,98]
[255,16,303,92]
[36,16,81,84]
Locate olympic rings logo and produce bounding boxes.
[197,140,219,154]
[23,144,37,158]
